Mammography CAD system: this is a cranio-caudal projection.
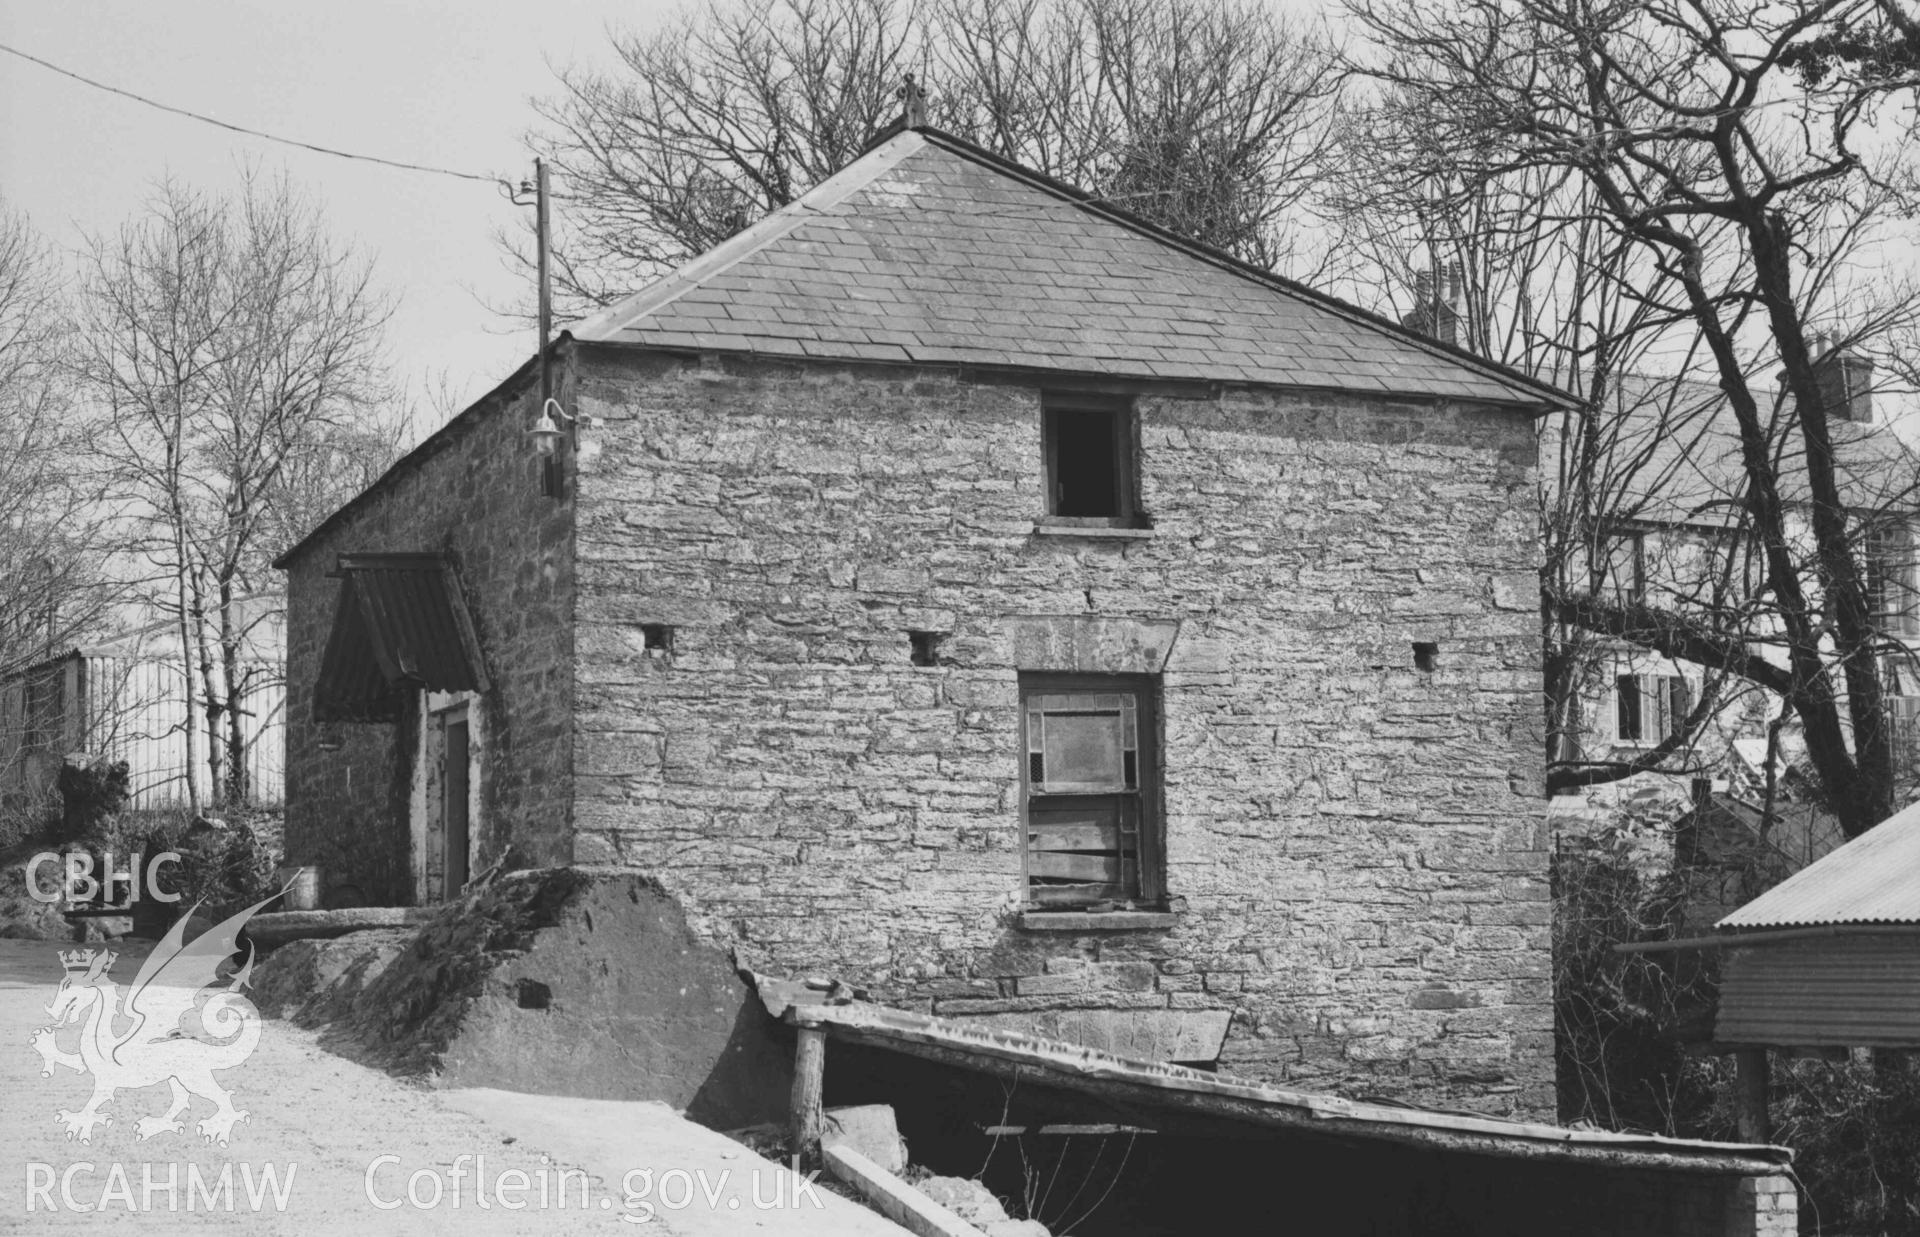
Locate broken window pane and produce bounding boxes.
[1021,677,1158,910]
[1029,694,1136,792]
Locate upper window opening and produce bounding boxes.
[1604,530,1647,607]
[1043,395,1140,525]
[1867,520,1918,637]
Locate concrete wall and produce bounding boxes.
[569,346,1553,1115]
[279,370,575,905]
[251,870,793,1131]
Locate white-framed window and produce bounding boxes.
[1867,519,1918,638]
[1614,673,1691,744]
[1603,530,1647,607]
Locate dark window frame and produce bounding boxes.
[1018,672,1165,910]
[1041,391,1145,528]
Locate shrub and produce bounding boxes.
[1553,787,1718,1134]
[1556,788,1920,1232]
[53,757,129,844]
[138,814,281,923]
[1774,1058,1920,1235]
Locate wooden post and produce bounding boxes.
[791,1024,827,1165]
[1733,1048,1771,1144]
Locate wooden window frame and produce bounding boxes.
[1867,519,1918,638]
[1040,392,1144,529]
[1018,672,1165,910]
[1605,530,1647,607]
[1614,672,1691,745]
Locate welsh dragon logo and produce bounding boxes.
[28,893,277,1147]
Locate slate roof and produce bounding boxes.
[572,128,1569,408]
[1583,374,1918,529]
[1719,797,1920,929]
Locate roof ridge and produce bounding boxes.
[574,125,1573,409]
[907,127,1570,408]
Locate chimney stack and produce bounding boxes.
[898,74,928,129]
[1807,334,1876,423]
[1402,263,1460,349]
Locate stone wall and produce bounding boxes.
[569,346,1553,1115]
[279,370,575,905]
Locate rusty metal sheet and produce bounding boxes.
[1717,936,1920,1048]
[314,553,488,723]
[1718,799,1920,929]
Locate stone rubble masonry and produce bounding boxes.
[280,370,576,906]
[566,344,1554,1117]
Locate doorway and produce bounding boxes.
[442,706,470,895]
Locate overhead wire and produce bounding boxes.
[0,41,512,190]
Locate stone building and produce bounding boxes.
[276,126,1571,1117]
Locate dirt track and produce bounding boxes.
[0,938,901,1235]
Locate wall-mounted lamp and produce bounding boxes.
[527,398,576,457]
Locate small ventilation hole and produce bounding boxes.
[642,624,674,655]
[515,979,553,1011]
[1413,642,1440,673]
[909,631,945,667]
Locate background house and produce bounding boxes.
[277,126,1569,1116]
[1542,365,1920,812]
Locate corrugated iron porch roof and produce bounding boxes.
[1718,797,1920,930]
[315,553,489,723]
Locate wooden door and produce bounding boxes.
[442,710,470,895]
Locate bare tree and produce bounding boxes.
[74,172,399,810]
[1345,0,1920,837]
[932,0,1344,267]
[527,0,1342,314]
[0,201,122,814]
[0,201,117,683]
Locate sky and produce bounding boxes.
[5,3,1915,442]
[0,1,669,428]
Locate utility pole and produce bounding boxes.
[516,158,563,495]
[40,557,55,659]
[535,157,552,409]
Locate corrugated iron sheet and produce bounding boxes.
[85,654,284,808]
[757,977,1790,1172]
[315,553,488,723]
[1718,798,1920,928]
[1717,935,1920,1048]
